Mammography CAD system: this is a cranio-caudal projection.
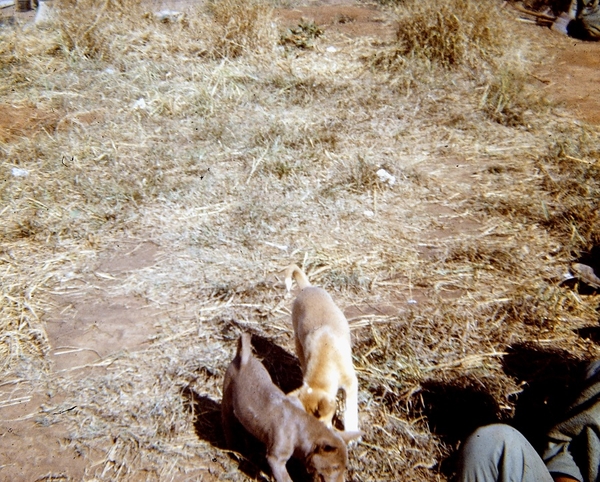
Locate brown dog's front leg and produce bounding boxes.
[267,454,293,482]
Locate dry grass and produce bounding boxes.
[481,68,539,126]
[54,0,158,61]
[519,0,572,15]
[206,0,276,58]
[1,0,600,480]
[393,0,511,69]
[369,0,546,126]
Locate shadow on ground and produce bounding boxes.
[415,342,592,477]
[502,342,588,453]
[415,375,502,476]
[250,333,304,394]
[418,377,501,446]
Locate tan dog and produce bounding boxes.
[222,333,361,482]
[284,265,359,433]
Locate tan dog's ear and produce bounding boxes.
[314,396,336,419]
[338,430,363,445]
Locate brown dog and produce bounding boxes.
[222,333,360,482]
[284,265,359,433]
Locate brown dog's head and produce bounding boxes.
[306,430,362,482]
[297,386,337,426]
[306,436,348,482]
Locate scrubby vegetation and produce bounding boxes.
[1,0,599,480]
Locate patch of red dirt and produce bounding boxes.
[0,104,61,143]
[0,241,160,481]
[535,34,600,125]
[47,241,160,371]
[56,110,106,132]
[0,392,89,482]
[275,4,395,39]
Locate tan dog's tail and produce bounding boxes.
[284,264,311,292]
[236,332,252,366]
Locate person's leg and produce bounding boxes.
[455,424,554,482]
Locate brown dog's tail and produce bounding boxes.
[237,332,252,366]
[283,264,311,292]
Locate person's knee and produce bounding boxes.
[466,424,518,449]
[457,424,523,481]
[461,424,527,467]
[473,423,521,440]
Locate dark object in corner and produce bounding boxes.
[567,17,600,39]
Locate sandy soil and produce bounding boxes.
[0,1,598,481]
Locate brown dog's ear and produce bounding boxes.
[338,430,363,445]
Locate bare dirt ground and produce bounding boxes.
[535,33,600,125]
[0,1,599,481]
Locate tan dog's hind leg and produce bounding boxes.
[342,374,359,433]
[294,337,306,372]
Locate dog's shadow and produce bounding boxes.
[250,333,304,394]
[182,333,309,481]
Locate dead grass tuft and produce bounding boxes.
[536,125,600,250]
[367,0,546,125]
[54,0,147,61]
[323,156,394,197]
[279,19,324,49]
[206,0,276,58]
[342,155,383,194]
[484,286,582,328]
[481,68,542,126]
[393,0,511,69]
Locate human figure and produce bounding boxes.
[455,361,600,482]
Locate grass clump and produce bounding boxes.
[322,267,371,292]
[280,19,324,49]
[325,156,394,196]
[0,276,50,376]
[345,156,383,193]
[368,0,542,123]
[536,126,600,251]
[206,0,276,58]
[481,69,535,126]
[53,0,276,61]
[393,0,510,69]
[54,0,146,61]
